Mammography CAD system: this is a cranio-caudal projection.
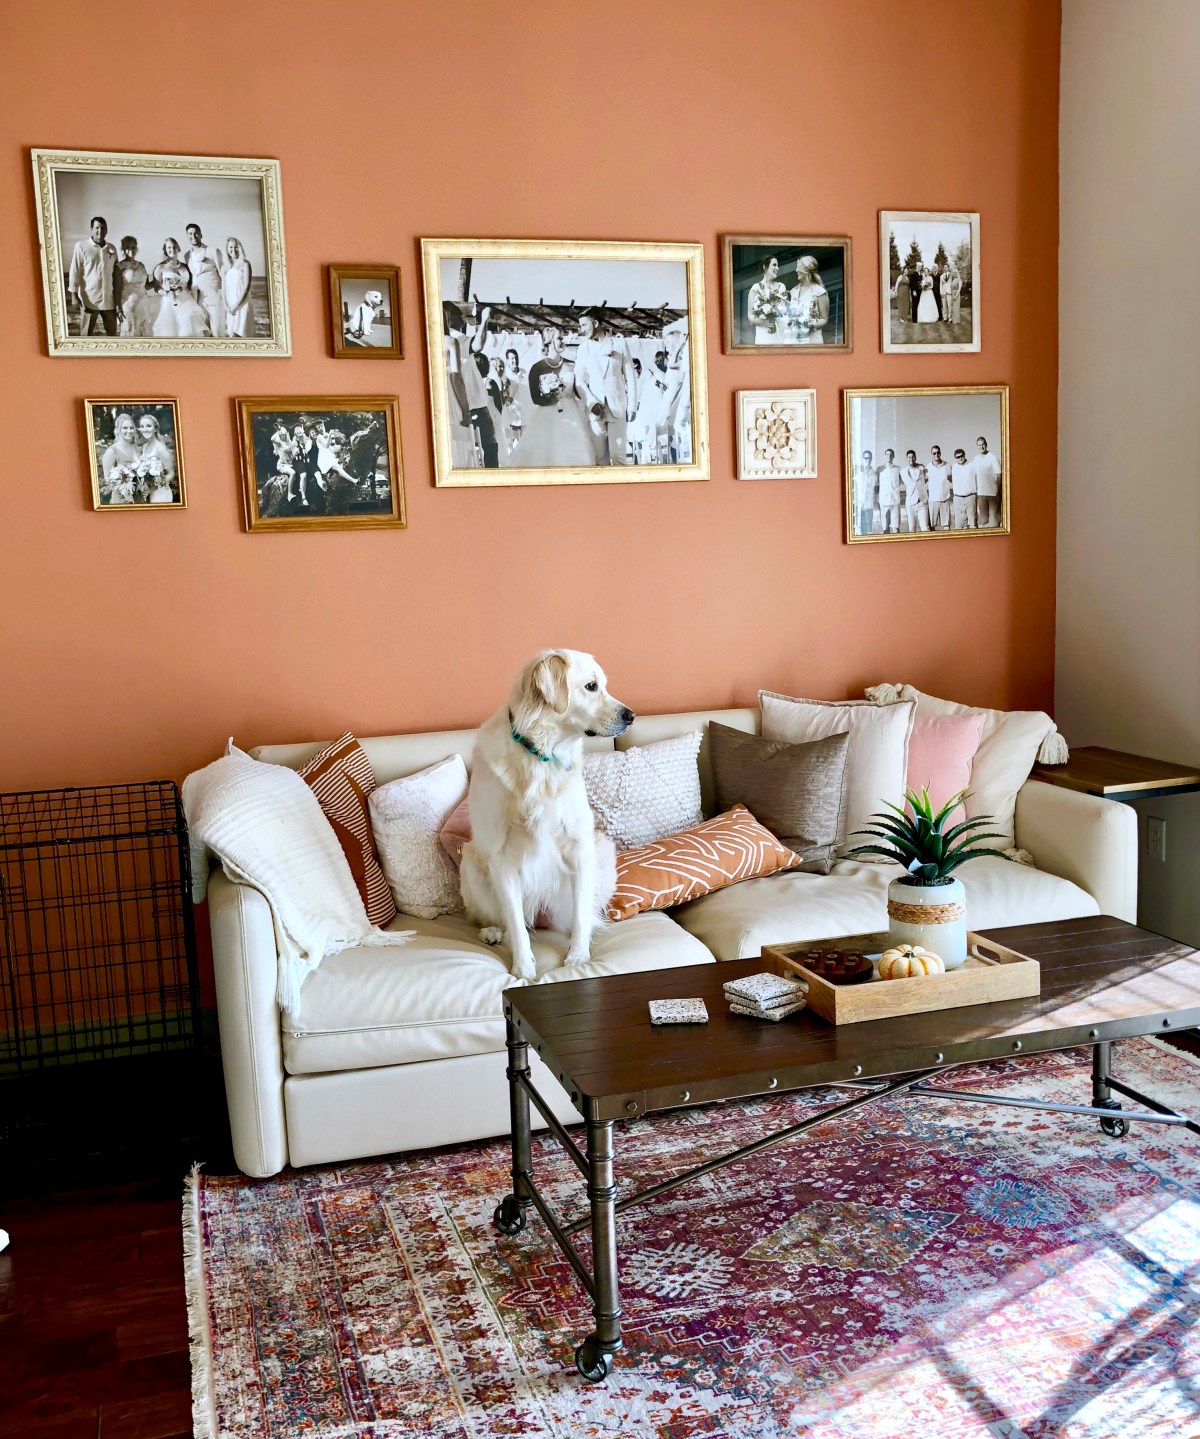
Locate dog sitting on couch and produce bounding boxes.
[459,649,634,980]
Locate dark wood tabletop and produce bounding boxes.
[505,916,1200,1121]
[1032,746,1200,799]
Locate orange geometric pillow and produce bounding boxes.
[606,804,800,921]
[297,733,397,927]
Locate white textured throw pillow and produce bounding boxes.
[369,756,468,918]
[584,732,704,849]
[865,683,1067,848]
[759,692,916,859]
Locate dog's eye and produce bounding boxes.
[585,681,598,692]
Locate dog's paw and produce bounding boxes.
[479,926,505,946]
[510,952,537,981]
[564,946,591,968]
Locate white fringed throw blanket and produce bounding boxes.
[183,744,413,1015]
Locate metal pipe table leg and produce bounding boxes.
[1092,1040,1128,1137]
[493,1011,534,1234]
[574,1117,622,1382]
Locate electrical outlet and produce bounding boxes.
[1147,816,1167,864]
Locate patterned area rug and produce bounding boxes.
[186,1039,1200,1438]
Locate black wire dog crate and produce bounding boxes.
[0,782,203,1187]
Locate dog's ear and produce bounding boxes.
[530,652,570,714]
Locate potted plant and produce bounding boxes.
[848,788,1007,968]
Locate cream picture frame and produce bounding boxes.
[735,390,818,479]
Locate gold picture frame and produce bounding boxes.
[721,234,852,353]
[33,147,290,357]
[84,398,187,510]
[880,210,980,354]
[328,264,402,359]
[843,385,1009,543]
[234,397,406,533]
[420,237,709,487]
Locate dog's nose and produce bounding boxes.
[620,708,635,727]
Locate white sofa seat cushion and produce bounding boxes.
[673,858,1099,961]
[282,909,713,1076]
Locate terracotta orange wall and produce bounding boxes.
[0,0,1060,796]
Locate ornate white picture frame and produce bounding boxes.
[735,389,817,480]
[33,148,290,357]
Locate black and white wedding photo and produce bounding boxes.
[880,210,980,354]
[235,398,405,532]
[34,149,290,356]
[422,239,708,486]
[844,386,1008,542]
[84,398,185,510]
[722,235,851,352]
[328,265,402,358]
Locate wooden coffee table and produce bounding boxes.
[492,915,1200,1381]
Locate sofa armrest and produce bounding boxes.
[1014,780,1138,922]
[208,869,290,1177]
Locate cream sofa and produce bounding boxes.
[208,708,1138,1178]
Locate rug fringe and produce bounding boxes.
[183,1161,219,1439]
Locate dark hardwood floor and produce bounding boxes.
[2,1033,1197,1438]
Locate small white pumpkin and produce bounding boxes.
[878,944,946,980]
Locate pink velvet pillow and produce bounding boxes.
[438,796,472,866]
[905,712,984,821]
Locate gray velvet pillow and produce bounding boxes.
[708,722,850,874]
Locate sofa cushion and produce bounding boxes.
[584,731,704,849]
[369,756,467,918]
[282,909,714,1075]
[672,857,1100,961]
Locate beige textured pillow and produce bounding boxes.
[297,732,397,927]
[368,756,468,919]
[759,692,916,859]
[709,722,849,874]
[584,732,703,849]
[865,683,1067,848]
[606,805,800,921]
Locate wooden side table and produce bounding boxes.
[1033,747,1200,802]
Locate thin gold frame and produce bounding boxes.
[421,237,709,488]
[234,396,406,533]
[879,210,980,355]
[843,385,1009,544]
[721,234,853,354]
[84,398,187,511]
[33,147,290,357]
[328,264,403,359]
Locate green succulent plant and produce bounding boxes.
[848,787,1009,884]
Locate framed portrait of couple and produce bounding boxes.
[721,236,852,353]
[32,147,290,357]
[421,237,710,488]
[880,210,981,354]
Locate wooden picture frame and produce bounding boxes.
[844,385,1009,543]
[420,237,709,487]
[735,390,817,479]
[33,148,290,357]
[84,398,187,510]
[328,264,402,359]
[234,396,406,533]
[880,210,980,354]
[722,235,852,353]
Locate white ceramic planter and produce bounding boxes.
[886,876,967,969]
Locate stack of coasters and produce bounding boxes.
[648,998,709,1025]
[723,971,807,1021]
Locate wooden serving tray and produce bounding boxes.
[761,931,1041,1025]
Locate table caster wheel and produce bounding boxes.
[1100,1115,1128,1138]
[492,1195,527,1235]
[575,1337,614,1383]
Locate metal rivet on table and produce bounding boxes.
[853,1064,863,1077]
[625,1100,638,1113]
[681,1091,690,1102]
[1089,1029,1099,1039]
[934,1052,944,1064]
[1012,1040,1022,1052]
[769,1077,778,1089]
[1163,1018,1171,1028]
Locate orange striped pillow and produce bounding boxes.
[606,804,800,921]
[297,733,397,927]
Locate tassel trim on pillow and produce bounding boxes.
[1037,730,1070,765]
[1003,847,1035,867]
[866,683,905,705]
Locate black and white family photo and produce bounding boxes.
[85,400,185,510]
[723,236,850,352]
[34,151,289,355]
[881,210,980,354]
[329,266,401,358]
[845,387,1008,542]
[235,400,405,532]
[423,241,708,486]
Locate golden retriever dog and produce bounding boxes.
[459,649,634,980]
